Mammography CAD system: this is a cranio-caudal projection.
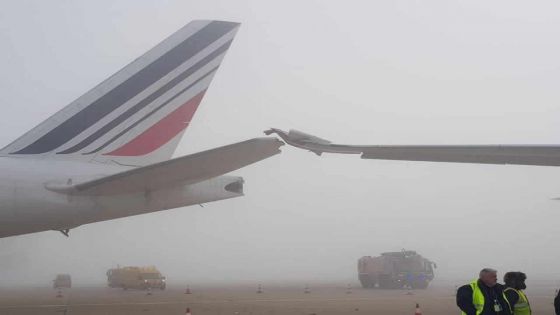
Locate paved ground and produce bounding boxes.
[0,283,556,315]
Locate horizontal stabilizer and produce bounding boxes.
[46,138,283,195]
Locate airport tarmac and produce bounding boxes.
[0,283,556,315]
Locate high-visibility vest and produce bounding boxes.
[461,280,508,315]
[461,280,485,315]
[504,288,531,315]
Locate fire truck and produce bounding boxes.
[358,250,436,289]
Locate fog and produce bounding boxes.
[1,0,560,288]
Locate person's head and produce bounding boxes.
[504,272,527,290]
[479,268,498,287]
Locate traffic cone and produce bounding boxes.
[304,284,311,294]
[346,284,352,294]
[185,307,192,315]
[56,288,63,298]
[414,303,422,315]
[257,284,263,294]
[146,287,152,296]
[184,285,192,294]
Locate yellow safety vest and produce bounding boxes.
[504,288,531,315]
[461,280,508,315]
[461,280,485,315]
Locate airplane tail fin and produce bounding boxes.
[1,20,240,166]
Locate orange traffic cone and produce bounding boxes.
[185,285,192,294]
[56,288,63,298]
[185,307,192,315]
[414,303,422,315]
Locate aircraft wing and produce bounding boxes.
[266,128,560,166]
[359,145,560,166]
[46,138,283,195]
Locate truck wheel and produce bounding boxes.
[411,280,429,289]
[359,274,373,288]
[378,277,399,289]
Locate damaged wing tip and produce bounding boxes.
[264,128,284,136]
[276,140,286,153]
[262,130,286,148]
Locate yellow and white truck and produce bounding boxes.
[107,266,166,290]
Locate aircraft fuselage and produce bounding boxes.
[0,157,243,238]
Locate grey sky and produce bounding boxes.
[1,0,560,286]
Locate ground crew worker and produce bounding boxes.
[456,268,512,315]
[503,272,531,315]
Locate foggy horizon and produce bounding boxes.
[2,0,560,291]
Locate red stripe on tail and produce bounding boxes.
[105,91,206,156]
